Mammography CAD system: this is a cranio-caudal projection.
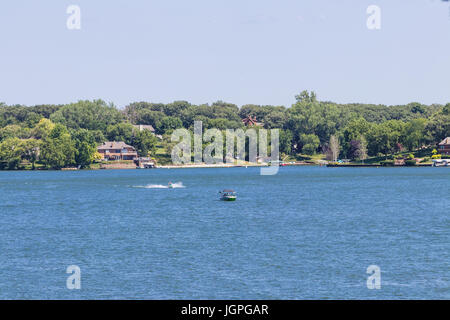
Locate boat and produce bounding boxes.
[168,182,174,188]
[432,159,449,167]
[219,190,237,201]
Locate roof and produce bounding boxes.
[133,124,155,132]
[242,115,263,127]
[98,141,136,150]
[222,189,235,192]
[438,137,450,145]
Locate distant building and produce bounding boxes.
[438,137,450,155]
[135,157,156,168]
[242,115,263,127]
[133,124,155,133]
[97,141,138,160]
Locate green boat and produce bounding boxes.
[220,190,237,201]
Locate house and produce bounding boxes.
[242,115,263,127]
[97,141,138,160]
[438,137,450,155]
[132,124,162,139]
[133,124,155,133]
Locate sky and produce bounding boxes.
[0,0,450,108]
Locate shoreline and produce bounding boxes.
[156,162,315,169]
[326,163,434,167]
[2,162,445,171]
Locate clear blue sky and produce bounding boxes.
[1,0,450,108]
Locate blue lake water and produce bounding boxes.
[0,167,448,299]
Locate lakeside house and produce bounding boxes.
[133,124,155,133]
[438,137,450,155]
[242,115,263,127]
[132,124,162,139]
[97,141,138,161]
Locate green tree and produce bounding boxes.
[342,118,372,157]
[106,123,134,144]
[50,100,123,132]
[425,108,449,144]
[40,124,75,169]
[206,118,242,130]
[443,103,450,116]
[287,92,344,152]
[132,130,158,157]
[0,125,30,141]
[31,118,55,139]
[72,129,97,168]
[163,101,191,117]
[21,139,40,169]
[403,118,427,151]
[367,123,395,156]
[159,116,183,133]
[0,137,24,169]
[264,110,286,129]
[137,110,165,129]
[300,134,320,155]
[279,129,293,155]
[295,90,317,103]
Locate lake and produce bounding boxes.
[0,167,448,299]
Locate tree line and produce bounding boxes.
[0,92,448,168]
[0,100,158,169]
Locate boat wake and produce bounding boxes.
[134,182,185,189]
